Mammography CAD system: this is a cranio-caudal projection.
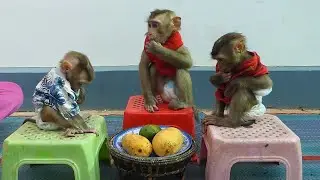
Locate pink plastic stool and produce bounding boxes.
[200,114,302,180]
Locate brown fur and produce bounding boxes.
[61,51,94,92]
[24,51,97,137]
[139,9,196,117]
[203,32,273,128]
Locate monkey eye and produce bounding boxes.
[148,21,159,28]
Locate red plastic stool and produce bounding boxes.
[123,95,199,164]
[123,95,196,138]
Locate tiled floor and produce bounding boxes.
[0,114,319,179]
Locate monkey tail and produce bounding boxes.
[192,105,201,123]
[22,118,36,125]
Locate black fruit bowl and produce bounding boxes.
[108,126,196,178]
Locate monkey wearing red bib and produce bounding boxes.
[139,9,195,113]
[203,32,273,129]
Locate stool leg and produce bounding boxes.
[93,159,101,180]
[191,153,200,164]
[1,157,19,180]
[99,138,110,163]
[285,156,303,180]
[205,155,232,180]
[200,137,207,161]
[74,158,100,180]
[206,162,231,180]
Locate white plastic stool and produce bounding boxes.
[201,114,302,180]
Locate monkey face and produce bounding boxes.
[147,12,181,44]
[147,19,162,42]
[211,41,245,73]
[62,51,94,92]
[211,32,248,73]
[65,65,91,105]
[147,17,171,43]
[60,51,94,105]
[66,66,90,91]
[212,49,239,73]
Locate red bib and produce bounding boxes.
[215,52,269,104]
[144,31,183,77]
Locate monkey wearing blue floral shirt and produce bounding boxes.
[24,51,98,137]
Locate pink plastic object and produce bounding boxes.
[200,114,302,180]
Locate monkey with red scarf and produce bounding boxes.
[139,9,194,112]
[203,32,273,129]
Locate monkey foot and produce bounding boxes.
[202,115,227,133]
[144,104,159,112]
[144,96,159,112]
[202,115,249,128]
[168,99,188,110]
[241,119,256,128]
[202,115,229,127]
[212,117,236,128]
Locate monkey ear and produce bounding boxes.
[172,16,181,31]
[232,39,245,53]
[61,60,73,72]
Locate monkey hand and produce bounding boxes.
[63,128,99,137]
[224,79,242,97]
[210,73,231,86]
[144,95,159,112]
[145,40,162,54]
[82,128,99,136]
[220,72,231,82]
[63,128,81,137]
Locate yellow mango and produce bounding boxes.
[121,133,153,157]
[152,127,184,157]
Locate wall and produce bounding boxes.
[0,0,319,67]
[0,0,319,110]
[1,66,320,111]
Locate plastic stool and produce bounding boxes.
[201,114,302,180]
[123,95,195,137]
[1,115,109,180]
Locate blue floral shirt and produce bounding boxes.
[32,67,80,119]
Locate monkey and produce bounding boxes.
[23,51,98,137]
[139,9,195,114]
[202,32,273,129]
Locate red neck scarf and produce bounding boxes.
[215,51,269,104]
[144,31,183,77]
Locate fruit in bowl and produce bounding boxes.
[121,125,184,158]
[121,134,153,157]
[139,124,162,141]
[152,127,184,156]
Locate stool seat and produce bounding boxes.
[1,115,109,180]
[201,114,302,180]
[123,95,195,137]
